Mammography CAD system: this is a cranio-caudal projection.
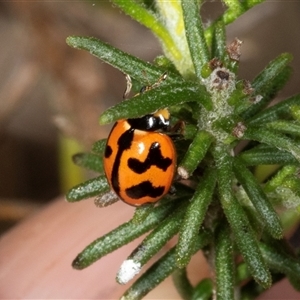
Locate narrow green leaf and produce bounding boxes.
[117,200,189,284]
[291,104,300,121]
[72,152,103,173]
[172,269,193,300]
[247,94,300,126]
[238,145,298,166]
[176,170,216,267]
[172,181,195,197]
[66,36,181,86]
[252,53,292,96]
[155,1,194,77]
[91,139,106,155]
[242,54,293,120]
[250,164,278,185]
[233,158,283,239]
[241,205,266,240]
[93,190,119,207]
[66,176,109,202]
[99,81,211,124]
[132,203,155,224]
[222,196,271,289]
[236,262,252,284]
[223,0,244,22]
[121,232,210,300]
[111,0,181,62]
[215,224,235,300]
[259,242,300,281]
[211,21,226,61]
[153,55,180,75]
[244,0,265,8]
[204,0,264,46]
[191,278,213,300]
[228,80,253,114]
[243,127,300,163]
[264,165,298,193]
[72,200,177,269]
[213,146,271,288]
[178,130,213,178]
[122,248,177,300]
[266,120,300,137]
[181,0,210,78]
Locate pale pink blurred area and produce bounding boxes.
[0,197,299,299]
[0,199,136,298]
[258,280,300,300]
[0,197,208,299]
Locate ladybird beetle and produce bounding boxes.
[103,74,176,206]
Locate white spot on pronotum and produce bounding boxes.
[117,260,141,285]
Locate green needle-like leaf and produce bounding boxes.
[91,139,106,155]
[72,201,178,270]
[233,158,283,239]
[243,127,300,163]
[191,278,213,300]
[238,145,298,166]
[260,242,300,282]
[211,21,226,61]
[215,224,235,300]
[66,176,109,202]
[223,0,244,22]
[214,146,271,288]
[66,36,182,85]
[204,0,264,46]
[121,232,210,300]
[181,0,210,78]
[132,204,155,224]
[236,262,252,284]
[176,170,216,267]
[172,268,194,300]
[178,130,213,178]
[264,165,298,193]
[252,53,292,96]
[72,152,104,173]
[111,0,181,62]
[247,94,300,126]
[266,120,300,137]
[117,200,189,284]
[99,81,211,124]
[242,54,293,120]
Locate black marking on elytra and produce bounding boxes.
[125,180,165,199]
[128,142,172,174]
[111,127,135,194]
[105,145,113,158]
